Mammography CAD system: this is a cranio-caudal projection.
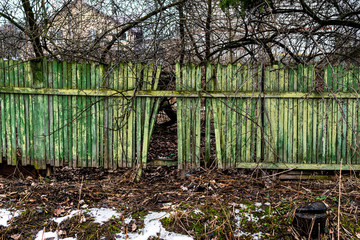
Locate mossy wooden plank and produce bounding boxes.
[122,64,128,167]
[175,63,184,168]
[270,66,278,162]
[53,61,60,166]
[83,63,91,167]
[353,99,358,164]
[231,65,237,166]
[99,65,105,167]
[341,101,347,163]
[185,65,192,167]
[0,60,5,160]
[331,101,337,164]
[205,63,212,165]
[278,67,285,162]
[47,61,54,166]
[347,100,353,164]
[213,64,222,167]
[80,63,87,167]
[107,64,114,168]
[17,62,27,165]
[24,61,33,165]
[309,99,315,164]
[13,62,20,163]
[288,98,293,163]
[303,99,308,163]
[127,63,135,167]
[336,102,342,164]
[136,64,146,166]
[71,62,77,167]
[112,64,119,167]
[33,93,45,167]
[118,63,125,167]
[283,98,288,163]
[141,64,153,168]
[225,64,232,167]
[195,66,201,166]
[317,100,325,164]
[58,61,65,166]
[235,63,242,165]
[61,61,69,165]
[297,99,303,163]
[282,67,288,162]
[8,60,17,165]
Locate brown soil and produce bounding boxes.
[0,166,359,239]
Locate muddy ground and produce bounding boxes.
[0,165,360,240]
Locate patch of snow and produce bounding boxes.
[234,230,262,239]
[87,208,121,224]
[239,203,248,209]
[255,202,262,207]
[35,230,58,240]
[34,230,77,240]
[53,208,121,225]
[0,209,21,227]
[193,209,203,215]
[235,209,260,222]
[115,211,193,240]
[53,210,81,224]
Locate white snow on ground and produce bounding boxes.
[115,211,193,240]
[52,208,121,225]
[0,209,21,227]
[34,230,76,240]
[235,230,262,240]
[87,208,121,224]
[234,203,269,239]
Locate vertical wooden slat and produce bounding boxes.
[187,64,193,168]
[58,61,64,166]
[122,64,128,167]
[53,60,60,166]
[205,63,213,165]
[195,66,201,166]
[17,61,26,165]
[278,65,284,162]
[118,63,124,167]
[90,63,97,167]
[176,63,183,169]
[71,62,77,167]
[235,63,242,166]
[213,64,222,168]
[126,63,134,167]
[62,61,69,165]
[8,60,17,165]
[141,64,152,168]
[0,60,5,161]
[136,64,145,166]
[230,64,237,167]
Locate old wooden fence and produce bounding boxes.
[0,59,359,170]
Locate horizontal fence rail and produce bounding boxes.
[0,59,360,171]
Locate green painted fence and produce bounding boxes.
[176,63,360,171]
[0,59,160,169]
[1,59,360,171]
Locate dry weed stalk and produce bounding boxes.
[337,158,343,240]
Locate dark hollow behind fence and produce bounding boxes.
[0,59,359,170]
